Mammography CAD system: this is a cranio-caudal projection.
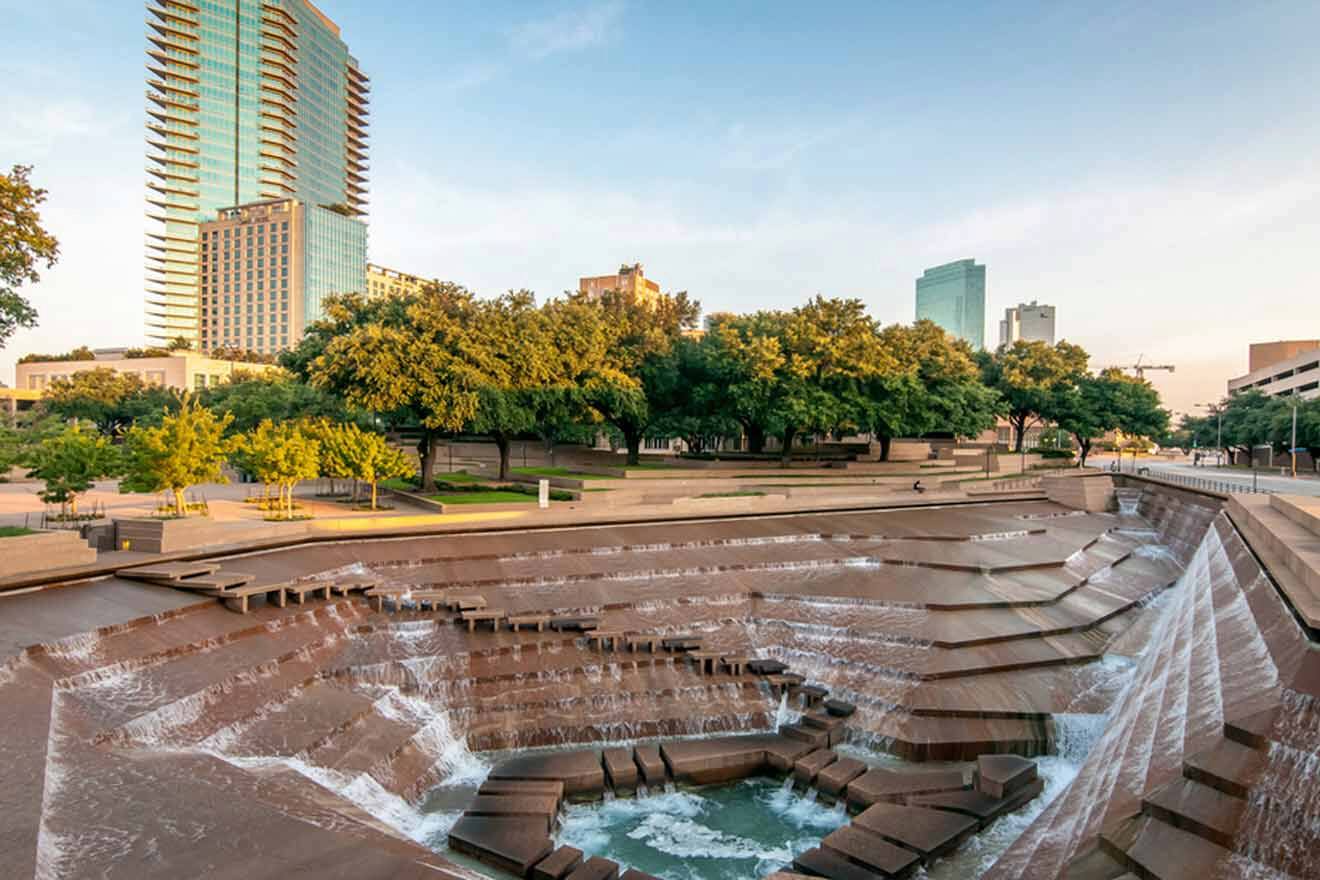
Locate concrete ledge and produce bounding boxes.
[1042,473,1114,512]
[0,530,96,579]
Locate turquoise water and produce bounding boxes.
[555,777,848,880]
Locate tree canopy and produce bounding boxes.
[980,340,1089,451]
[0,165,60,349]
[121,399,233,516]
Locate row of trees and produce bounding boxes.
[4,285,1171,508]
[282,283,1167,486]
[13,399,411,519]
[1169,389,1320,468]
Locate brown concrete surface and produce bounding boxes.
[0,484,1314,879]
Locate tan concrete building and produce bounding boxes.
[580,263,662,304]
[198,200,306,355]
[15,349,278,395]
[367,264,436,299]
[1247,340,1320,373]
[1229,340,1320,400]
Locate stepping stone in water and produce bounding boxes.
[448,815,553,877]
[975,754,1037,799]
[533,845,584,880]
[852,802,978,860]
[565,855,620,880]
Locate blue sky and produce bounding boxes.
[4,0,1320,414]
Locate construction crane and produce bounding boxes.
[1108,355,1175,381]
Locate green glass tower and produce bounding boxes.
[914,259,986,350]
[146,0,369,347]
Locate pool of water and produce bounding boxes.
[555,777,848,880]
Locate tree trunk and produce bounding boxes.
[745,424,766,454]
[878,434,893,462]
[417,432,437,492]
[623,428,642,467]
[70,495,79,518]
[370,481,378,510]
[495,434,512,481]
[1077,436,1091,468]
[780,427,797,468]
[174,488,186,518]
[1011,414,1027,452]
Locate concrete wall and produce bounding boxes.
[1041,473,1114,511]
[0,530,96,578]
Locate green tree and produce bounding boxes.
[232,420,321,519]
[0,165,60,349]
[866,321,998,460]
[1048,370,1168,467]
[573,285,701,465]
[42,368,183,435]
[25,424,121,517]
[981,340,1090,451]
[300,286,485,491]
[121,399,233,516]
[321,422,411,509]
[200,371,350,434]
[1216,390,1280,466]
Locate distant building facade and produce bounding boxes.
[998,301,1056,347]
[145,0,369,345]
[367,264,437,299]
[16,349,278,395]
[1228,340,1320,400]
[580,263,662,303]
[915,259,986,349]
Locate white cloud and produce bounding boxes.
[511,2,624,59]
[0,98,112,153]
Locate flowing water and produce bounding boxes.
[554,777,849,880]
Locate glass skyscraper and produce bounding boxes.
[146,0,368,347]
[914,259,986,350]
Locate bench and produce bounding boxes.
[508,614,551,632]
[661,635,703,652]
[721,655,752,676]
[587,630,626,651]
[281,580,334,605]
[462,609,507,632]
[687,650,724,674]
[367,586,411,612]
[549,616,600,632]
[447,594,488,611]
[624,634,661,653]
[213,582,289,614]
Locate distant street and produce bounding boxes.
[1090,454,1320,497]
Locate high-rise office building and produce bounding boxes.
[145,0,369,347]
[914,259,986,349]
[998,300,1056,347]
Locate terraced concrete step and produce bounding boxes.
[851,802,977,859]
[1182,737,1265,798]
[448,815,553,877]
[1101,814,1235,880]
[1141,777,1243,848]
[221,682,377,757]
[305,708,421,775]
[793,845,889,880]
[821,825,920,877]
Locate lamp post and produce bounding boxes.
[1291,396,1298,480]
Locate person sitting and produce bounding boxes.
[912,480,926,494]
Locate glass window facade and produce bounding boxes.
[305,205,367,322]
[914,259,986,350]
[147,0,368,347]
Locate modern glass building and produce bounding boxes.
[914,259,986,349]
[146,0,369,347]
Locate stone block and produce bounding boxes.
[852,802,977,859]
[821,825,920,876]
[480,778,565,806]
[816,756,866,798]
[793,749,837,785]
[0,530,96,579]
[533,846,583,880]
[909,776,1044,830]
[463,794,560,832]
[845,767,968,810]
[633,746,666,785]
[781,722,830,748]
[975,754,1037,800]
[565,856,620,880]
[603,747,638,792]
[660,737,767,784]
[448,815,553,877]
[794,845,888,880]
[489,750,605,796]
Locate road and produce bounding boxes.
[1089,455,1320,497]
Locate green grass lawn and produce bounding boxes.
[0,526,36,538]
[512,466,611,480]
[428,491,540,505]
